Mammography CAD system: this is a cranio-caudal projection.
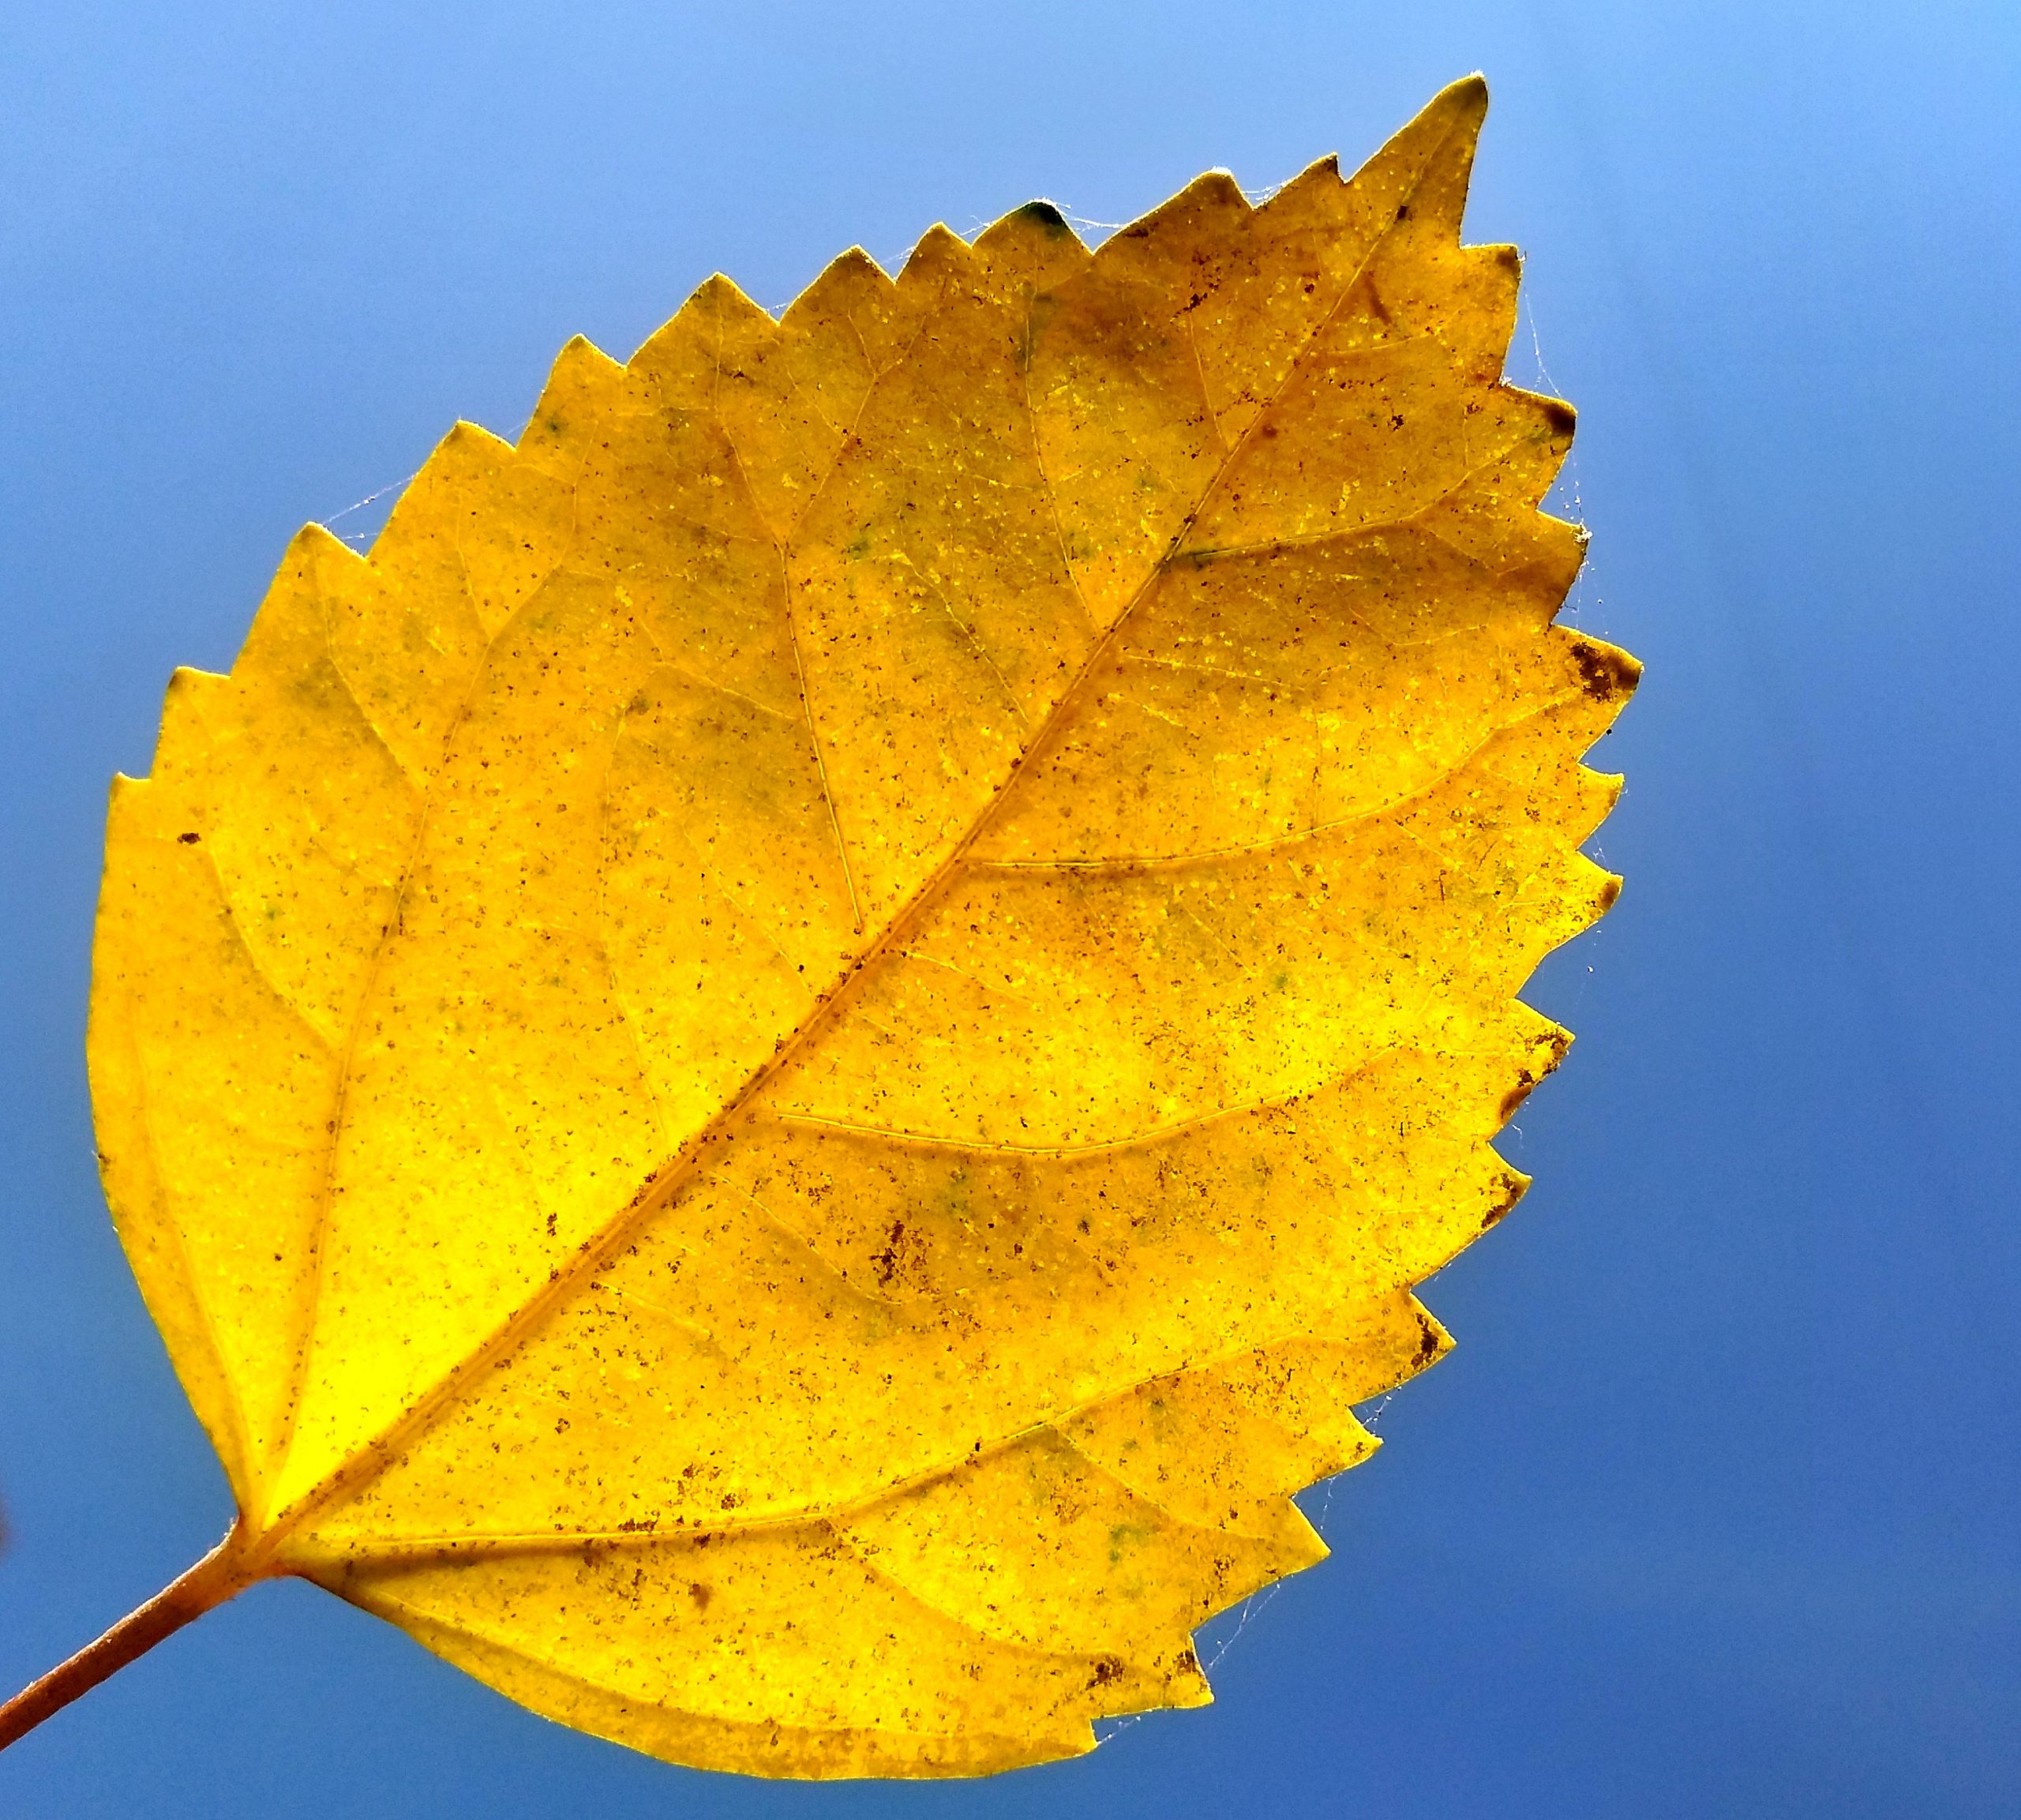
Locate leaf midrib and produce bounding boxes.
[255,111,1469,1562]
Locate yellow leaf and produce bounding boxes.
[79,75,1633,1777]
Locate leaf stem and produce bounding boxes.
[0,1524,259,1752]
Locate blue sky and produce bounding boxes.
[2,2,2017,1814]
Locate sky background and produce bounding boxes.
[2,2,2017,1814]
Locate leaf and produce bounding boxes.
[82,76,1633,1777]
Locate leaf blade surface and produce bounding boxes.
[88,75,1636,1776]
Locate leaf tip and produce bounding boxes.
[974,200,1092,278]
[1440,71,1490,122]
[441,416,512,455]
[1167,1648,1214,1709]
[274,520,370,595]
[1010,198,1071,234]
[1280,152,1341,193]
[1497,1026,1572,1126]
[823,244,894,286]
[902,223,973,279]
[1481,1169,1530,1232]
[1410,1301,1455,1373]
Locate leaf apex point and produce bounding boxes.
[1171,168,1247,212]
[684,271,759,317]
[831,244,890,280]
[443,418,512,455]
[1448,71,1490,112]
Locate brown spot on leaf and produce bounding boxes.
[1570,639,1639,703]
[1498,1069,1538,1123]
[1481,1173,1526,1230]
[872,1220,905,1289]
